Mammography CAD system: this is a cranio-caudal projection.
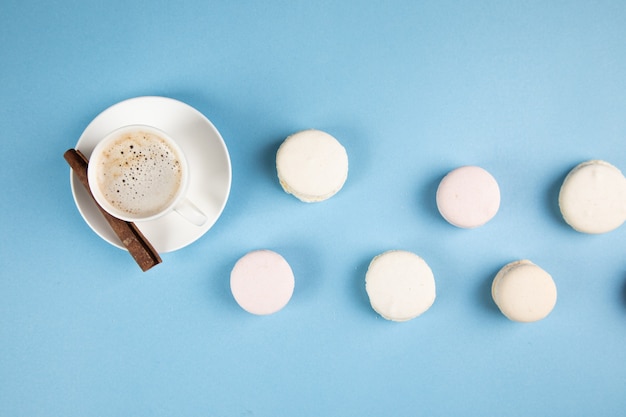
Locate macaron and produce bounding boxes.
[276,129,349,202]
[365,250,436,322]
[491,260,557,323]
[558,160,626,234]
[230,250,295,315]
[436,166,500,228]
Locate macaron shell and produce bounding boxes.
[276,129,348,202]
[558,160,626,234]
[436,166,500,228]
[230,250,295,315]
[365,250,436,322]
[491,260,557,323]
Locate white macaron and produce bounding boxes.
[276,129,348,202]
[365,250,436,322]
[559,160,626,234]
[491,260,557,323]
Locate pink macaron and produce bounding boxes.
[436,166,500,228]
[230,250,295,315]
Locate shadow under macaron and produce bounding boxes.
[262,137,287,192]
[478,264,503,317]
[416,169,450,227]
[621,274,626,311]
[353,254,375,317]
[546,165,575,233]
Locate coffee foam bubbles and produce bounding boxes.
[94,130,183,218]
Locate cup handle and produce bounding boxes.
[174,198,207,226]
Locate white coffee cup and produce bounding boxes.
[87,124,207,226]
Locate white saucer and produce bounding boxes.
[70,96,232,253]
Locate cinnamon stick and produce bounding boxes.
[64,149,162,271]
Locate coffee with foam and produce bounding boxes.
[92,129,184,218]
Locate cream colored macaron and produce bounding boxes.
[230,250,295,315]
[491,260,557,323]
[436,166,500,228]
[559,160,626,234]
[276,129,348,202]
[365,250,436,322]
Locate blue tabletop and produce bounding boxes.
[2,1,626,416]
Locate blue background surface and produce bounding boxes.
[2,1,626,416]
